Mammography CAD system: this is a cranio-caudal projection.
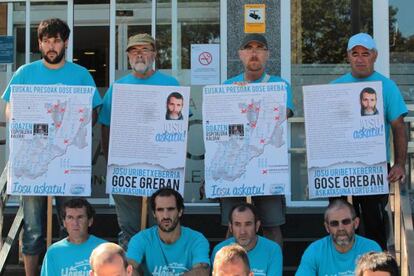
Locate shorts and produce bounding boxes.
[220,195,286,227]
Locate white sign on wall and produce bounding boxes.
[191,44,220,85]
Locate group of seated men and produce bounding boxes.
[40,187,398,276]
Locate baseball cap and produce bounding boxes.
[240,33,268,50]
[347,33,376,51]
[126,33,155,51]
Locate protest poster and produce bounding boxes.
[106,84,190,197]
[8,84,94,196]
[303,81,388,198]
[203,82,289,198]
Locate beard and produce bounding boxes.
[130,60,151,74]
[333,230,354,247]
[157,216,180,233]
[246,57,263,72]
[42,49,65,64]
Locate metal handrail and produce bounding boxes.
[0,165,24,274]
[395,176,414,275]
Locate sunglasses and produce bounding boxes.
[327,218,354,227]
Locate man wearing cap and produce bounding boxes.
[99,33,179,249]
[332,33,407,250]
[220,33,294,247]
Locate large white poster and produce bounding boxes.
[8,84,94,196]
[106,84,190,197]
[303,81,388,198]
[203,83,289,198]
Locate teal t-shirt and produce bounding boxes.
[126,226,210,275]
[224,72,295,112]
[40,235,106,276]
[211,236,283,276]
[332,71,407,161]
[98,71,179,126]
[296,235,381,276]
[2,60,102,108]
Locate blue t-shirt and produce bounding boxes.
[2,60,102,108]
[40,235,106,276]
[98,71,179,126]
[211,236,282,276]
[332,71,407,161]
[224,72,295,112]
[127,226,210,275]
[296,235,381,276]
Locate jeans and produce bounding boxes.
[22,196,71,255]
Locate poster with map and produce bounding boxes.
[203,82,289,198]
[8,84,94,196]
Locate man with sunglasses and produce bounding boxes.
[296,199,381,276]
[220,33,294,248]
[99,33,179,250]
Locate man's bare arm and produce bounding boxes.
[183,263,210,276]
[101,125,110,161]
[388,116,407,182]
[4,103,10,122]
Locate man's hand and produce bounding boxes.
[389,116,407,184]
[183,263,210,276]
[388,163,405,183]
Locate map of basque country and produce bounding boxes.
[11,100,91,180]
[208,99,286,181]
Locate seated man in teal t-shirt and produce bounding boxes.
[126,188,210,275]
[211,203,282,276]
[296,199,381,276]
[41,198,106,275]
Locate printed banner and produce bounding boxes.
[106,84,190,197]
[303,81,388,198]
[203,82,289,198]
[8,84,94,196]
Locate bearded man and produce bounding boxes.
[2,18,102,276]
[296,199,381,276]
[126,188,210,276]
[98,33,179,249]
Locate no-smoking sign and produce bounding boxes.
[191,44,220,85]
[198,52,213,66]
